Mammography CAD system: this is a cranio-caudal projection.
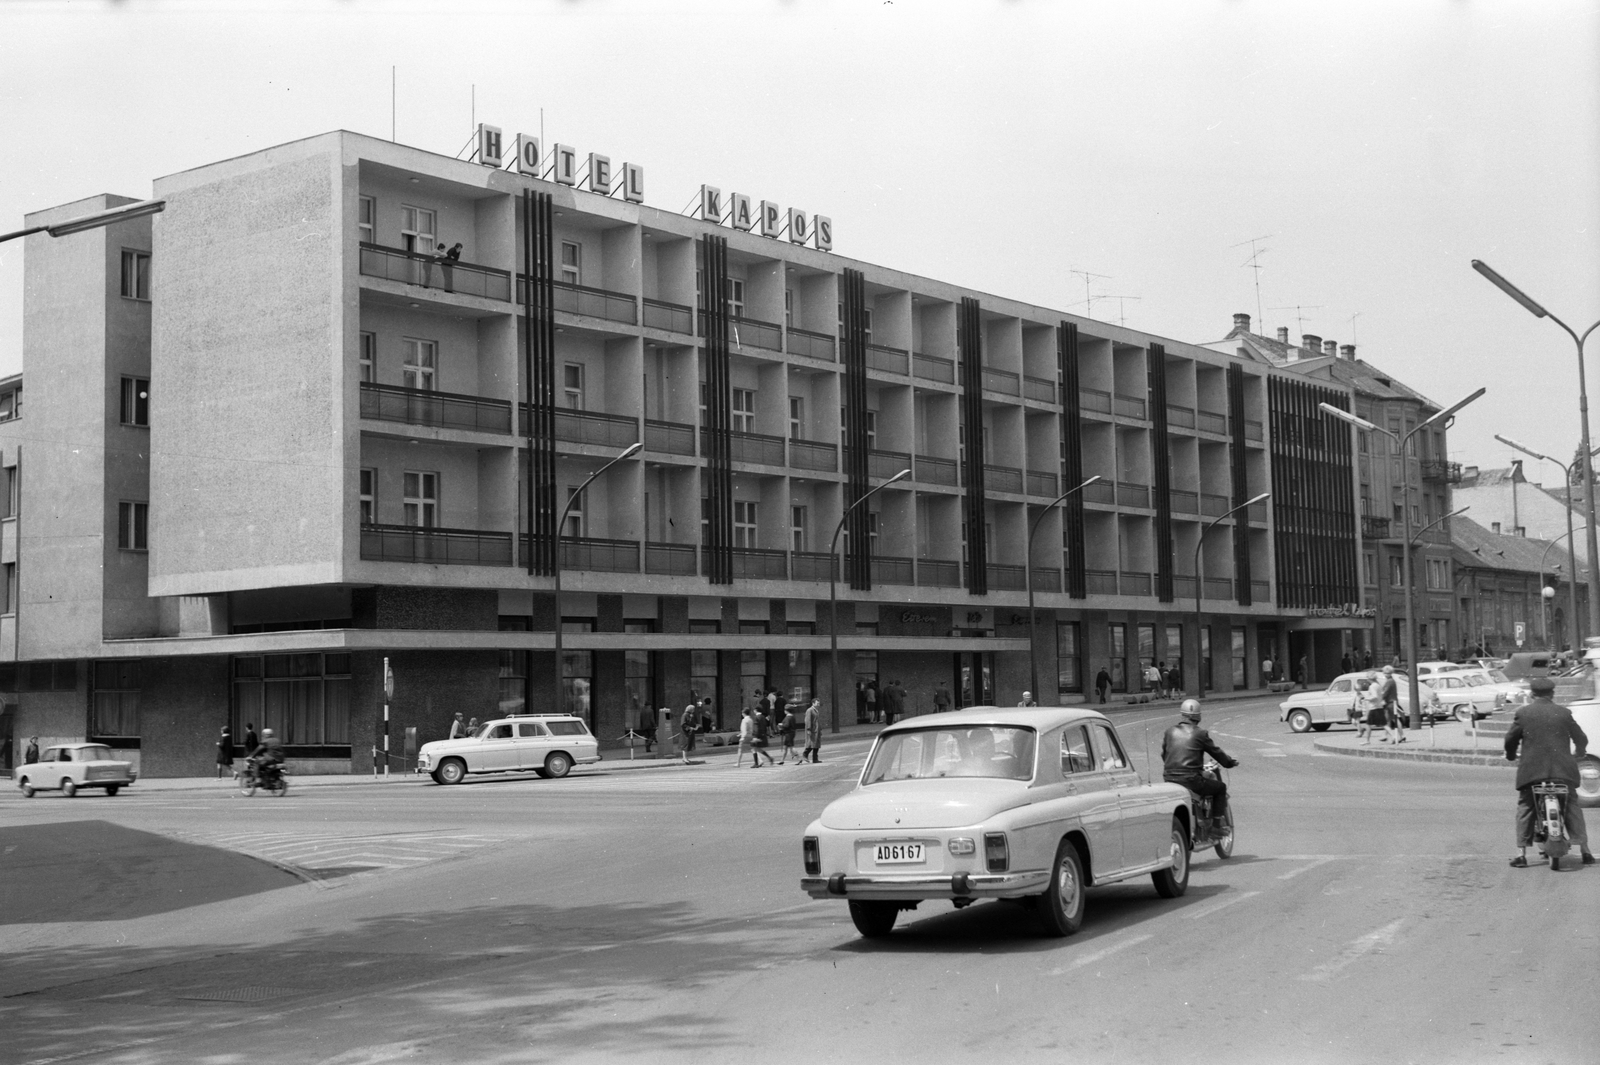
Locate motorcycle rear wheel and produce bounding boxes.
[1213,807,1235,860]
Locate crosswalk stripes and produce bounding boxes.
[171,829,506,874]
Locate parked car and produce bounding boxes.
[799,706,1196,939]
[1452,666,1529,708]
[1414,661,1463,680]
[1565,698,1600,808]
[1424,671,1503,722]
[15,743,137,797]
[417,714,601,785]
[1278,672,1441,732]
[1502,652,1553,681]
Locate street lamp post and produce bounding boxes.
[1536,530,1573,648]
[829,469,910,734]
[1025,476,1103,702]
[0,198,166,246]
[1492,434,1597,652]
[1322,390,1485,727]
[1473,260,1600,639]
[1193,492,1270,697]
[551,441,642,716]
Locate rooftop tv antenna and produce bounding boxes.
[1100,295,1142,327]
[1347,311,1362,344]
[1233,235,1271,328]
[1270,304,1323,338]
[1068,269,1112,320]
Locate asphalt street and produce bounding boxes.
[1,696,1595,1065]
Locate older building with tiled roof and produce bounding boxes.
[1451,515,1586,654]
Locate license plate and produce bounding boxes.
[873,843,925,864]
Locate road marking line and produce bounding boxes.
[1044,934,1153,976]
[1183,891,1260,920]
[1256,749,1286,758]
[1217,732,1281,746]
[1298,919,1405,981]
[1279,856,1342,880]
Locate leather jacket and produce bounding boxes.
[1161,722,1237,782]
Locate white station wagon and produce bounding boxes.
[801,706,1198,939]
[16,744,137,797]
[417,714,601,785]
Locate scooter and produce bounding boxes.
[237,757,290,797]
[1532,780,1570,871]
[1187,757,1234,859]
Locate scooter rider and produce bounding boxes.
[251,727,285,784]
[1505,676,1594,867]
[1162,699,1238,822]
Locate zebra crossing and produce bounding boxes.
[171,829,508,877]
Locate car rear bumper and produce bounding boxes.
[801,869,1051,900]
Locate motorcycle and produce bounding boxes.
[1187,757,1234,859]
[1532,780,1570,871]
[237,757,289,797]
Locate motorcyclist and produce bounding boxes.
[1504,676,1593,867]
[250,727,285,784]
[1162,699,1238,823]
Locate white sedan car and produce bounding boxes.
[16,744,137,797]
[417,714,601,784]
[800,706,1197,939]
[1279,672,1441,732]
[1425,671,1505,722]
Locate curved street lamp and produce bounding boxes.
[1193,492,1270,697]
[1536,530,1573,648]
[1025,475,1102,702]
[829,469,911,733]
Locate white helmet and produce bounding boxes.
[1179,699,1202,721]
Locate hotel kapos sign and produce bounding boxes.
[474,123,832,252]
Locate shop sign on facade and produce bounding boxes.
[1306,603,1377,619]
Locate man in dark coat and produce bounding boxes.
[1161,700,1239,821]
[881,680,904,726]
[1504,676,1593,867]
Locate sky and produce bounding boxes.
[1,0,1596,483]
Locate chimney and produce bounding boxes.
[1323,339,1338,356]
[1277,326,1289,343]
[1302,334,1321,354]
[1232,313,1251,333]
[1340,344,1356,360]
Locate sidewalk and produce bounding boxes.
[1310,716,1517,767]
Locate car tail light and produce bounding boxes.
[803,836,821,875]
[948,837,976,857]
[983,832,1009,872]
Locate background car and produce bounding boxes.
[15,744,137,797]
[1414,661,1463,680]
[1567,699,1600,809]
[416,714,600,784]
[1279,672,1441,732]
[1425,671,1502,722]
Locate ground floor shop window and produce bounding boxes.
[1109,623,1127,692]
[560,619,594,724]
[91,660,141,739]
[1201,628,1212,691]
[1231,627,1247,689]
[625,620,655,730]
[689,620,721,729]
[854,635,878,722]
[740,621,768,714]
[1165,624,1184,690]
[1137,623,1156,690]
[788,622,815,708]
[498,616,529,716]
[232,653,351,747]
[1057,622,1081,696]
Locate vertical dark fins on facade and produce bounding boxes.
[959,297,987,595]
[1059,322,1087,599]
[1148,345,1174,603]
[1227,364,1253,605]
[525,190,557,577]
[700,236,733,585]
[1268,377,1358,609]
[841,269,872,591]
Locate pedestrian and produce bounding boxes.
[778,703,799,763]
[1143,662,1163,698]
[1357,672,1382,744]
[800,697,823,764]
[216,726,235,778]
[1362,649,1373,670]
[1095,666,1112,704]
[1340,652,1353,675]
[752,707,776,765]
[1297,655,1309,690]
[1262,655,1275,684]
[933,681,952,714]
[1165,661,1181,698]
[465,716,479,736]
[24,735,39,764]
[1378,665,1404,744]
[855,680,867,724]
[882,679,903,726]
[702,696,716,733]
[738,708,758,768]
[640,706,656,753]
[242,722,258,756]
[866,680,879,723]
[448,712,466,739]
[680,698,700,763]
[764,687,781,720]
[441,241,462,292]
[1017,690,1038,707]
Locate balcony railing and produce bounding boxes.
[1204,577,1234,600]
[1244,419,1264,442]
[866,344,909,376]
[360,243,511,302]
[1362,514,1392,539]
[985,464,1024,494]
[1114,393,1147,419]
[1420,459,1463,484]
[982,367,1020,396]
[1173,575,1197,599]
[360,382,512,434]
[519,405,640,447]
[1171,489,1199,515]
[1026,469,1060,497]
[1083,479,1117,505]
[517,275,638,324]
[726,429,787,466]
[1251,580,1271,601]
[1121,571,1153,597]
[643,297,694,334]
[1247,501,1269,524]
[791,551,837,582]
[872,556,915,586]
[987,563,1027,591]
[787,326,836,362]
[645,419,696,456]
[1079,387,1113,414]
[732,547,788,580]
[914,454,959,486]
[516,536,641,572]
[912,352,955,384]
[918,558,962,587]
[361,524,512,566]
[1196,409,1228,435]
[1086,569,1119,595]
[789,438,838,472]
[1166,404,1196,429]
[1031,566,1062,593]
[1200,492,1230,517]
[703,313,783,352]
[871,449,912,480]
[644,542,697,576]
[1023,374,1057,403]
[1117,481,1152,508]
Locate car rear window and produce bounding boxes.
[545,721,589,736]
[863,726,1036,784]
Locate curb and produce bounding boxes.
[1312,740,1515,767]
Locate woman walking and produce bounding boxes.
[216,726,235,778]
[777,703,799,763]
[738,708,759,768]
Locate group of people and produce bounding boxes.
[738,698,822,768]
[214,722,283,781]
[1353,665,1409,745]
[1092,662,1183,703]
[854,679,908,725]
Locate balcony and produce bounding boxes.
[913,454,959,486]
[360,382,512,434]
[987,563,1027,591]
[787,326,836,362]
[918,558,962,588]
[1166,404,1196,429]
[872,556,915,586]
[1080,387,1113,415]
[1173,575,1196,599]
[1421,459,1463,484]
[361,524,512,566]
[1196,409,1227,434]
[1251,579,1271,601]
[723,429,787,466]
[912,352,955,384]
[516,276,638,325]
[732,547,788,580]
[985,464,1024,494]
[982,367,1020,397]
[866,344,909,376]
[1082,479,1117,505]
[1121,571,1153,597]
[1200,492,1230,517]
[1031,566,1062,593]
[1248,501,1269,524]
[1362,514,1392,539]
[518,536,641,572]
[1117,481,1152,508]
[791,551,837,582]
[520,406,640,448]
[644,419,696,456]
[1171,489,1199,516]
[359,243,511,302]
[701,313,784,353]
[1204,577,1234,600]
[1086,569,1119,595]
[1023,374,1057,403]
[870,449,912,480]
[1113,393,1147,420]
[644,541,697,576]
[1026,469,1060,497]
[643,297,694,334]
[789,438,838,473]
[1244,419,1264,442]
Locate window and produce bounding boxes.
[1363,552,1377,586]
[562,485,584,539]
[624,620,656,729]
[563,363,585,410]
[1061,725,1094,774]
[359,468,376,524]
[836,303,872,342]
[1,466,18,519]
[1165,624,1184,681]
[1088,723,1128,770]
[789,396,805,440]
[1057,622,1081,695]
[403,471,437,527]
[725,278,744,319]
[562,645,593,723]
[560,242,582,285]
[498,615,530,716]
[791,505,807,552]
[1201,626,1212,690]
[1390,556,1404,586]
[785,289,794,328]
[92,660,142,739]
[118,501,148,551]
[788,621,815,706]
[1428,557,1449,590]
[120,250,151,301]
[865,409,878,451]
[358,195,375,244]
[733,500,758,548]
[1137,623,1156,676]
[732,388,756,433]
[0,562,13,615]
[120,377,149,426]
[0,384,18,421]
[360,332,376,384]
[399,205,436,256]
[232,653,352,747]
[1109,622,1127,692]
[402,338,436,391]
[1231,627,1247,688]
